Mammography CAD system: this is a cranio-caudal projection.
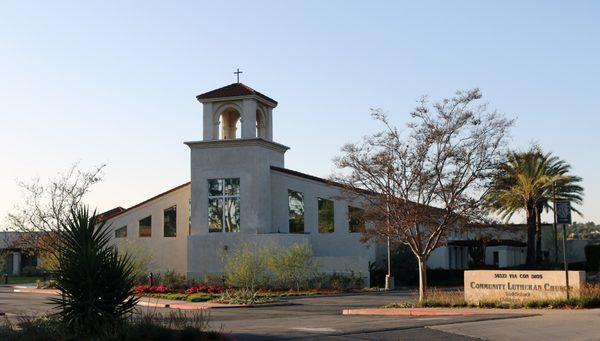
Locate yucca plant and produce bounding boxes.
[50,206,138,335]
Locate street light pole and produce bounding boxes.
[562,223,570,300]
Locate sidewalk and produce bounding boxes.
[343,307,536,317]
[136,297,247,310]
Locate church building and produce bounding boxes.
[104,82,377,281]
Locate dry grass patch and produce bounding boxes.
[384,284,600,309]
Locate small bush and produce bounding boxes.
[585,243,600,272]
[187,293,216,302]
[158,270,188,292]
[21,266,45,277]
[312,271,364,291]
[269,242,317,291]
[186,284,223,295]
[134,285,170,294]
[0,310,225,340]
[223,243,270,292]
[214,289,275,305]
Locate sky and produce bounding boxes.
[1,1,599,226]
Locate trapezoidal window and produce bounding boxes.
[219,108,241,140]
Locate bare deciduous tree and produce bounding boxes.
[333,89,513,301]
[6,163,105,256]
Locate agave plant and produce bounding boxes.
[50,206,138,335]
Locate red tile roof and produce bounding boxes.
[196,83,277,105]
[97,207,126,222]
[101,182,191,221]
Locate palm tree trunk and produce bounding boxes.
[526,206,536,266]
[535,205,543,264]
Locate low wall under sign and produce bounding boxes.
[464,270,585,304]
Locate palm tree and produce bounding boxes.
[488,147,583,266]
[533,153,583,263]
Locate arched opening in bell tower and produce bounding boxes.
[219,108,241,140]
[256,108,267,139]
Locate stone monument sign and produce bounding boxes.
[464,270,585,304]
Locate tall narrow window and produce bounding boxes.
[188,198,192,236]
[318,198,334,233]
[348,206,365,233]
[115,226,127,238]
[288,190,304,233]
[139,216,152,237]
[164,206,177,237]
[208,178,240,232]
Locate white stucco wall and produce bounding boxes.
[106,184,191,274]
[270,169,376,277]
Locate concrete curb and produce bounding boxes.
[342,308,480,316]
[136,299,294,310]
[12,286,60,295]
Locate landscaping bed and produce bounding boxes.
[384,284,600,310]
[135,285,353,304]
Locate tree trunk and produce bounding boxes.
[526,206,536,266]
[417,257,427,302]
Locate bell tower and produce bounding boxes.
[186,82,288,240]
[196,83,277,141]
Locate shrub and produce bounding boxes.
[214,288,274,305]
[134,285,170,294]
[21,265,45,277]
[312,271,364,291]
[115,239,155,285]
[186,284,223,295]
[187,293,215,302]
[158,270,187,292]
[51,206,138,335]
[269,242,317,291]
[223,242,270,292]
[0,310,225,340]
[585,243,600,272]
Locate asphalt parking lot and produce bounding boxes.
[2,286,598,340]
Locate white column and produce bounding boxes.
[12,252,21,276]
[202,102,214,140]
[241,99,257,139]
[266,108,273,141]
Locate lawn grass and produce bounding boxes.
[3,276,45,285]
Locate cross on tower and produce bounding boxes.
[234,68,243,83]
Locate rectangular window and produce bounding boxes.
[164,206,177,237]
[188,198,192,236]
[115,226,127,238]
[348,206,365,233]
[139,216,152,237]
[318,198,334,234]
[208,178,240,233]
[288,190,304,233]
